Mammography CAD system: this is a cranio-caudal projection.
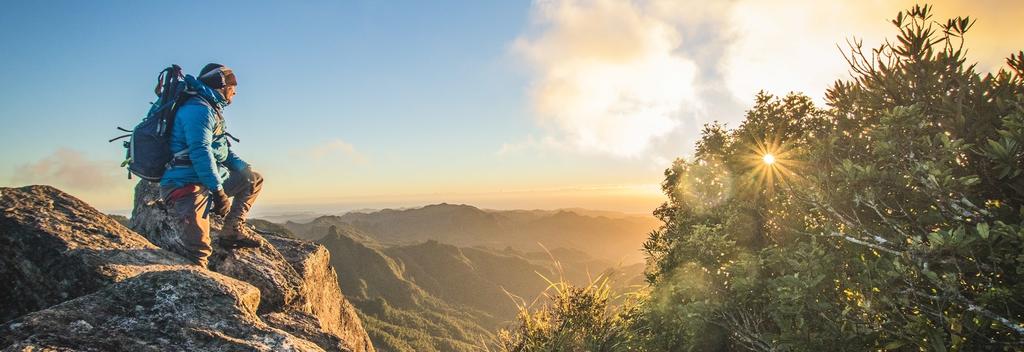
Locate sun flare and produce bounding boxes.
[742,135,803,193]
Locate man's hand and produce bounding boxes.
[211,189,231,217]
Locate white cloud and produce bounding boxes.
[305,138,367,163]
[513,0,1024,158]
[722,1,892,105]
[514,0,702,158]
[10,148,123,190]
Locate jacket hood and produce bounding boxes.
[184,74,228,109]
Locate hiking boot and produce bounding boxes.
[219,220,262,249]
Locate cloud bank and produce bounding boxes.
[513,0,701,158]
[306,138,367,163]
[10,148,122,190]
[513,0,1024,158]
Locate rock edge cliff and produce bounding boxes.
[0,185,374,352]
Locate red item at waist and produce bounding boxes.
[167,184,202,203]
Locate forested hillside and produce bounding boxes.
[496,6,1024,351]
[264,222,643,352]
[317,226,492,352]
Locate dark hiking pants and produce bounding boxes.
[160,168,263,265]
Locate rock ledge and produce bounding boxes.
[1,185,374,352]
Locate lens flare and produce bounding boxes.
[741,134,802,194]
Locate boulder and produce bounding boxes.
[0,185,188,323]
[1,269,324,352]
[0,185,375,352]
[131,180,304,313]
[264,234,375,352]
[130,181,375,351]
[262,311,351,352]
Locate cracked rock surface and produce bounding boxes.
[1,185,374,352]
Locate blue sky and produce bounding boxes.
[0,1,626,210]
[0,1,531,165]
[2,0,1021,214]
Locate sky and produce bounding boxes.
[1,0,1022,215]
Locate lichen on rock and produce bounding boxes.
[0,185,187,323]
[1,184,375,352]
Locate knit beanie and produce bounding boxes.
[199,63,237,89]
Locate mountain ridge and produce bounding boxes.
[285,203,658,264]
[317,226,494,352]
[299,222,645,352]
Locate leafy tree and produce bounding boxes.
[497,5,1024,351]
[641,4,1024,350]
[803,5,1024,349]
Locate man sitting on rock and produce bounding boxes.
[160,63,262,268]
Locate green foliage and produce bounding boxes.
[317,227,496,351]
[316,223,645,351]
[356,298,491,352]
[497,5,1024,351]
[640,4,1024,350]
[494,275,642,352]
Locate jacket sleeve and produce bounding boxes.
[224,149,250,172]
[179,104,224,191]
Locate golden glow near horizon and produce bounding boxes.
[8,1,1023,214]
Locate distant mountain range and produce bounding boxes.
[303,225,642,352]
[253,203,653,352]
[284,203,659,264]
[316,226,492,352]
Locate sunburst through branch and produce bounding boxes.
[744,134,800,193]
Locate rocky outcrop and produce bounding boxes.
[3,269,324,352]
[0,185,187,323]
[264,235,374,350]
[131,181,304,313]
[0,185,374,352]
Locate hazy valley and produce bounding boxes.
[249,203,654,351]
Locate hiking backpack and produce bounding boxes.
[110,65,190,181]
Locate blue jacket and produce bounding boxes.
[159,75,248,191]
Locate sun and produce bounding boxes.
[742,135,801,193]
